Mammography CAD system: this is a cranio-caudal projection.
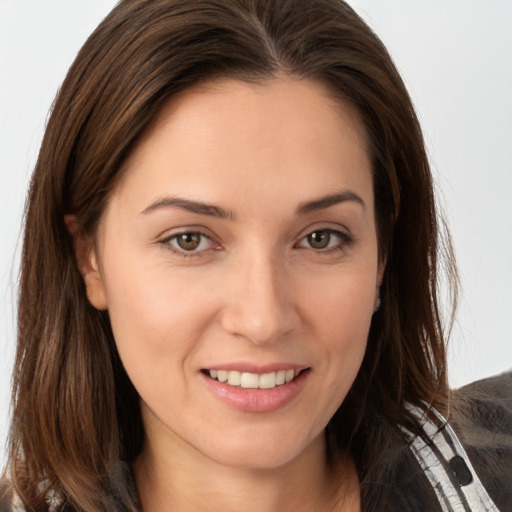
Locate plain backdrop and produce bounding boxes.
[1,0,511,466]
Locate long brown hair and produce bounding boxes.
[6,0,457,510]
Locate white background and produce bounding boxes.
[1,1,511,466]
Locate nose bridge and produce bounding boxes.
[221,246,299,344]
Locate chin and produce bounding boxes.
[209,448,302,470]
[198,428,323,470]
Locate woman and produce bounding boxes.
[2,0,511,511]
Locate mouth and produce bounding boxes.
[203,368,307,390]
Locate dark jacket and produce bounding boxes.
[366,371,512,511]
[447,371,512,510]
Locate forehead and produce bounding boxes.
[111,77,372,216]
[136,76,367,155]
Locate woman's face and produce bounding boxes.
[83,78,383,469]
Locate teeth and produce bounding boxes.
[259,372,276,389]
[227,371,241,386]
[208,369,302,389]
[240,372,259,389]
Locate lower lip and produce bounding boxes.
[201,370,309,413]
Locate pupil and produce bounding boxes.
[177,233,201,250]
[308,231,330,249]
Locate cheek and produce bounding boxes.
[304,266,376,337]
[102,261,213,371]
[102,267,217,419]
[301,268,376,389]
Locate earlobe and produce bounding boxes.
[82,251,108,311]
[64,215,108,310]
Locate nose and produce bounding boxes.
[220,252,300,345]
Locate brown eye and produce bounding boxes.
[176,232,202,251]
[297,228,352,252]
[163,230,216,256]
[176,233,201,251]
[306,230,331,249]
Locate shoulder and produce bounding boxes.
[0,477,70,512]
[372,372,512,512]
[449,371,512,511]
[0,460,138,512]
[450,370,512,448]
[0,479,23,512]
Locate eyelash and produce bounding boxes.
[295,228,354,253]
[159,228,354,258]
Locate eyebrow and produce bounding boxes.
[296,191,365,215]
[140,197,235,219]
[141,190,364,219]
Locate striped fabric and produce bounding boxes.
[401,404,501,512]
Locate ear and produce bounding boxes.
[64,215,108,310]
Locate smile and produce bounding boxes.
[206,369,302,389]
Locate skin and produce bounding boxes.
[75,77,383,511]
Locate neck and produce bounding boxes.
[133,429,359,512]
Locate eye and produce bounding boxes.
[297,229,351,251]
[163,231,213,253]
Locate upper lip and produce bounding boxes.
[202,363,309,374]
